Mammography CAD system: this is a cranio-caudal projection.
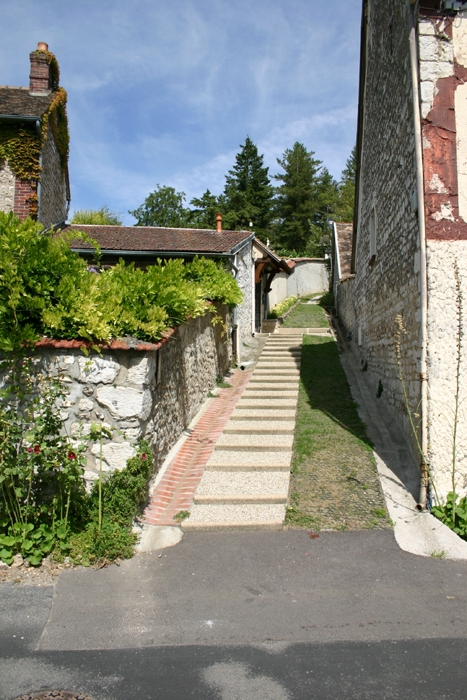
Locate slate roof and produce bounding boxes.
[64,224,253,254]
[0,87,54,118]
[335,222,353,278]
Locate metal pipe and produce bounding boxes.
[409,5,429,509]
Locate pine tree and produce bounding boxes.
[222,136,274,233]
[335,146,356,223]
[189,189,222,229]
[273,142,331,253]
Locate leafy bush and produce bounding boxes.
[431,492,467,540]
[268,295,298,319]
[0,213,242,351]
[71,206,122,226]
[319,290,334,308]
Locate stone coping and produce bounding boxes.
[34,327,176,352]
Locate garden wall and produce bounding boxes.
[22,304,231,486]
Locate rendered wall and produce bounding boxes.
[235,241,253,355]
[286,260,328,297]
[422,15,467,498]
[7,306,231,486]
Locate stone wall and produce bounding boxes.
[337,0,422,450]
[39,124,67,228]
[20,305,231,486]
[0,161,15,213]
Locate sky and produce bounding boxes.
[2,0,362,225]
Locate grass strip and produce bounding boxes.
[286,335,390,531]
[282,303,329,328]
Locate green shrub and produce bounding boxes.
[0,213,243,351]
[268,295,298,319]
[71,206,122,226]
[319,290,334,308]
[431,492,467,540]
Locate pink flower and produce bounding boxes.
[141,453,147,461]
[27,447,33,453]
[34,445,40,454]
[68,451,76,460]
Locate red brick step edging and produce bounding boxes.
[143,370,253,526]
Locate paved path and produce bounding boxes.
[183,332,302,529]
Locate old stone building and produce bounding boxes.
[0,42,70,227]
[338,0,467,505]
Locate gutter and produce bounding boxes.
[409,1,429,509]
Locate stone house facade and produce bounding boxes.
[337,0,467,504]
[0,43,70,227]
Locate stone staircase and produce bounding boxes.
[182,332,302,530]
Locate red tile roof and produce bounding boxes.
[64,224,253,254]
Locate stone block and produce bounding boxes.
[91,441,136,471]
[127,355,156,385]
[78,355,120,384]
[97,385,152,420]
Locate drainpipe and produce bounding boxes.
[231,253,239,362]
[409,3,429,509]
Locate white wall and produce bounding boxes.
[287,260,328,297]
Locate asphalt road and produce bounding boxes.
[2,530,467,699]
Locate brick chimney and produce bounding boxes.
[29,42,52,95]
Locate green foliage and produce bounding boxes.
[0,358,155,566]
[0,356,88,565]
[222,136,274,234]
[334,146,356,223]
[0,125,42,182]
[432,492,467,539]
[0,214,241,349]
[71,206,123,226]
[189,189,222,229]
[272,142,337,254]
[88,444,153,526]
[129,185,192,227]
[268,295,298,319]
[182,257,243,307]
[318,290,334,308]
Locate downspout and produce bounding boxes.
[332,221,342,316]
[409,2,429,509]
[231,253,239,362]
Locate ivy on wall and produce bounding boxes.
[0,50,69,219]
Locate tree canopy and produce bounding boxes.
[128,139,356,255]
[221,136,274,234]
[71,206,122,226]
[129,185,191,227]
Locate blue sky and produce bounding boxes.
[2,0,362,224]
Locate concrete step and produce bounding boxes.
[253,368,300,374]
[231,409,296,419]
[223,420,295,434]
[216,433,294,451]
[238,398,298,407]
[240,387,298,401]
[182,503,286,530]
[255,360,300,370]
[249,377,300,385]
[193,471,289,504]
[206,450,292,470]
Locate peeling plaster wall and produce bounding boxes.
[4,306,231,486]
[337,0,422,453]
[423,14,467,498]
